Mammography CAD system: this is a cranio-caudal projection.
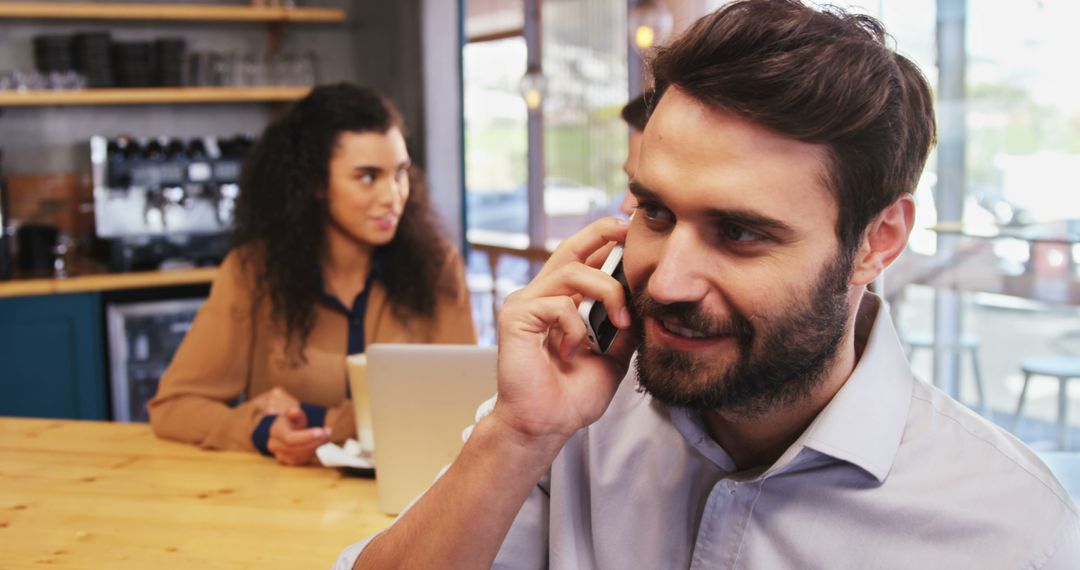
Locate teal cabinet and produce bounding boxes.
[0,292,107,419]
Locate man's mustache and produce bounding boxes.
[631,291,754,341]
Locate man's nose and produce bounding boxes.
[647,225,711,305]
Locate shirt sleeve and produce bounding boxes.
[491,475,551,569]
[148,251,265,451]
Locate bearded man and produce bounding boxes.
[342,1,1080,568]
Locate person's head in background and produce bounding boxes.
[618,89,654,216]
[232,83,452,360]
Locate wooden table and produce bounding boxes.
[0,417,394,568]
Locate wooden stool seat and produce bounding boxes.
[903,332,981,349]
[1011,356,1080,450]
[1021,357,1080,379]
[903,332,985,410]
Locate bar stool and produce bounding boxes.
[1011,356,1080,450]
[903,332,985,409]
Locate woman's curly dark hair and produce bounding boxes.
[232,83,456,360]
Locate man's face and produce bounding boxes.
[623,87,855,415]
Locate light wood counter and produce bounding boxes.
[0,417,394,568]
[0,267,217,298]
[0,3,346,23]
[0,86,311,107]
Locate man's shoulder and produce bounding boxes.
[901,378,1078,520]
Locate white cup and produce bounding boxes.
[346,353,375,454]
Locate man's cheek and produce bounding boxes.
[621,232,651,296]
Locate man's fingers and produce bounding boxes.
[583,241,619,269]
[518,263,630,328]
[536,217,629,280]
[502,295,591,361]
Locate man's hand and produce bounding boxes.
[493,216,638,451]
[267,406,332,466]
[355,218,638,569]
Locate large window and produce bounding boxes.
[463,37,529,240]
[463,0,630,343]
[540,0,628,244]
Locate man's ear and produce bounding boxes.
[850,195,915,286]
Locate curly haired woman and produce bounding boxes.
[149,84,477,465]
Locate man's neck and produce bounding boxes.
[702,334,859,472]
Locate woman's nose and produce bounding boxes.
[379,178,403,207]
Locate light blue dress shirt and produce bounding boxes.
[338,294,1080,569]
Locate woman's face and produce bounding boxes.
[324,127,411,248]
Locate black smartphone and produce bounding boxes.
[578,244,629,354]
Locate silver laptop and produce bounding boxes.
[362,343,498,515]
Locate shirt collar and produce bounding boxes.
[669,292,913,483]
[794,292,913,482]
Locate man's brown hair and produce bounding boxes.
[651,0,936,252]
[621,89,656,132]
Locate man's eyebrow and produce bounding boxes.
[629,181,795,234]
[704,208,794,234]
[628,181,659,202]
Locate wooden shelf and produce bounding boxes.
[0,266,218,298]
[0,2,345,23]
[0,86,311,106]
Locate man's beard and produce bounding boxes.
[632,250,855,417]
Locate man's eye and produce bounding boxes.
[720,223,765,243]
[636,202,673,225]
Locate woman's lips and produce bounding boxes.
[372,214,398,231]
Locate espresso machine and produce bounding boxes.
[90,134,252,271]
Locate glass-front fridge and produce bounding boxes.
[106,298,204,422]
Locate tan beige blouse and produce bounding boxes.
[149,246,477,452]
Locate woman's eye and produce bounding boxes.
[358,173,375,184]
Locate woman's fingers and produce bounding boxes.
[279,426,332,447]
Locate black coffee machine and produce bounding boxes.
[90,134,253,271]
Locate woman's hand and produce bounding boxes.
[492,217,638,453]
[267,406,333,466]
[251,386,300,416]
